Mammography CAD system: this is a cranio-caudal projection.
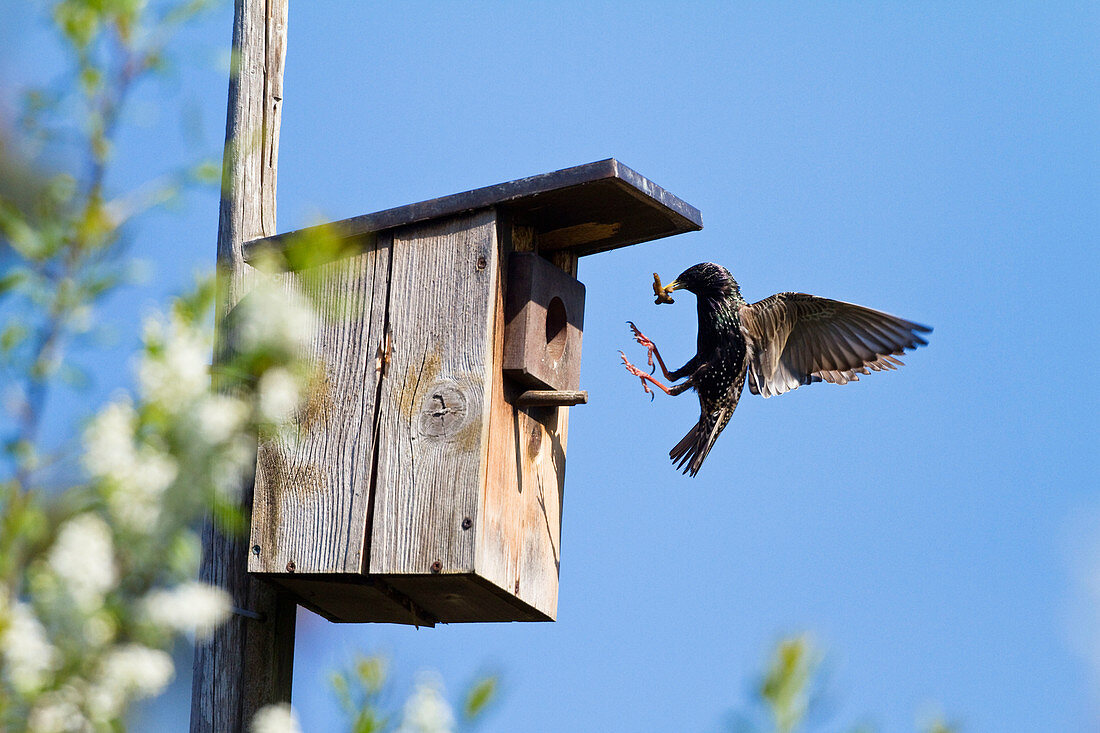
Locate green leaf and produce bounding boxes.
[0,204,44,259]
[191,160,222,185]
[760,635,818,733]
[80,271,123,299]
[173,273,217,323]
[330,671,352,712]
[164,530,202,577]
[53,2,102,49]
[0,322,29,354]
[354,655,387,695]
[463,676,498,720]
[79,65,103,96]
[0,269,29,295]
[144,52,167,74]
[212,500,247,536]
[45,173,77,207]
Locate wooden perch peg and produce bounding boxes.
[516,390,588,407]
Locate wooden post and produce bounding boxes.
[190,1,292,731]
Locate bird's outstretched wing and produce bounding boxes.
[739,292,931,398]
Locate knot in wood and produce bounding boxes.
[417,384,469,438]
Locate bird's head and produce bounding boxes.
[653,262,738,304]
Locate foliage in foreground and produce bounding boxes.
[0,1,308,729]
[730,635,958,733]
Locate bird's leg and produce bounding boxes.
[619,351,692,400]
[626,321,675,379]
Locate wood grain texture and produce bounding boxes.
[249,239,391,575]
[368,210,499,577]
[503,252,585,391]
[191,1,293,731]
[516,390,588,407]
[260,0,286,238]
[476,220,570,620]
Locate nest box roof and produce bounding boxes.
[243,158,702,265]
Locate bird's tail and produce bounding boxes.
[669,409,729,477]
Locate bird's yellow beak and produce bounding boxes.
[652,273,679,305]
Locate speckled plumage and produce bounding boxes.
[663,264,749,475]
[621,262,931,477]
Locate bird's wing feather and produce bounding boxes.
[740,292,930,398]
[669,406,732,477]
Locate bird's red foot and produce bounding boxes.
[619,350,656,400]
[626,321,658,374]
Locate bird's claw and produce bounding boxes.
[619,350,656,401]
[626,321,658,374]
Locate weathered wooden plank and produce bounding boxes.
[249,237,391,575]
[260,0,286,238]
[516,250,575,616]
[243,159,703,267]
[476,221,569,620]
[192,0,293,731]
[368,210,499,577]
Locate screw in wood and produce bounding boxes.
[252,544,261,556]
[461,517,472,530]
[514,579,520,594]
[285,560,296,572]
[430,560,443,573]
[476,255,487,271]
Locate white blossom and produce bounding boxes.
[68,303,93,334]
[137,310,212,410]
[47,514,118,612]
[110,447,178,528]
[1,600,60,694]
[27,686,90,733]
[82,400,138,481]
[83,610,118,648]
[251,703,302,733]
[235,282,315,356]
[87,644,174,721]
[143,581,231,639]
[397,672,455,733]
[192,393,249,445]
[257,367,301,423]
[83,401,179,529]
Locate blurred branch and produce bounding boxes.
[0,0,221,490]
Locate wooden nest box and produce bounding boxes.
[241,159,701,625]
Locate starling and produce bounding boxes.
[619,263,931,476]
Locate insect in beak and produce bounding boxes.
[652,273,678,304]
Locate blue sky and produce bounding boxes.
[3,2,1099,731]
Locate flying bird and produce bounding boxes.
[619,263,931,477]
